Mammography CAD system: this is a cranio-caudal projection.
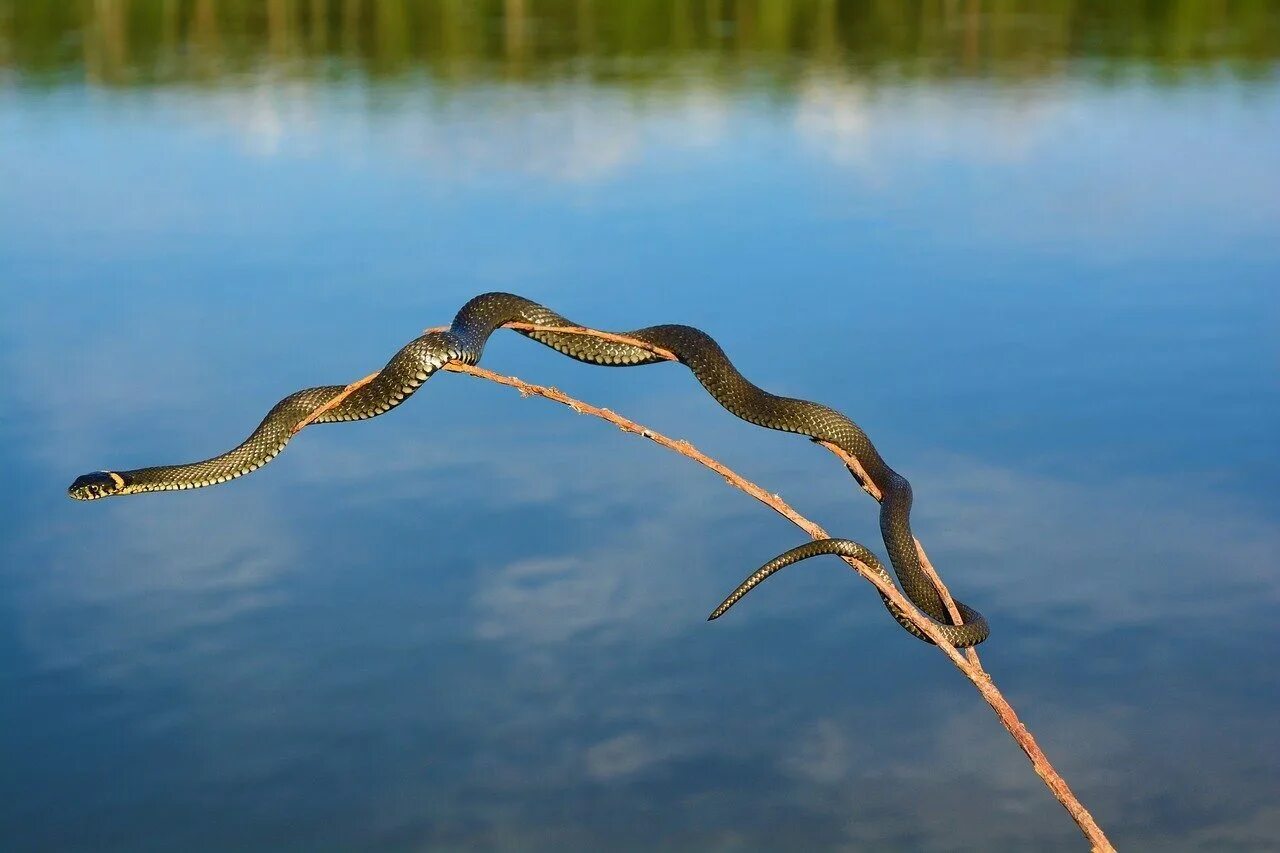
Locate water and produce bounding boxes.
[3,3,1279,850]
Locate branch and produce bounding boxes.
[302,323,1114,852]
[291,372,380,434]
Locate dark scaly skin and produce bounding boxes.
[707,539,988,647]
[68,292,986,645]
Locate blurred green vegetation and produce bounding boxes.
[1,0,1277,88]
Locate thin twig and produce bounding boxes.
[291,371,380,434]
[425,321,680,362]
[296,323,1113,852]
[503,321,680,361]
[442,361,1110,850]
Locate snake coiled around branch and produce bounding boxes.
[68,292,988,647]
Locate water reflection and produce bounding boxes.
[4,0,1279,87]
[2,2,1279,852]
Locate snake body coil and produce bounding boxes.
[68,293,987,647]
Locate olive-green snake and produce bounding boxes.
[68,292,988,647]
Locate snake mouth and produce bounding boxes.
[68,471,125,501]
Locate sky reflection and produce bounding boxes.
[3,3,1279,851]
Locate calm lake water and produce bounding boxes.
[3,3,1279,850]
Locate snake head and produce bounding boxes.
[68,471,127,501]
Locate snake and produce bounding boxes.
[68,292,988,647]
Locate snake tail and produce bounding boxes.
[707,538,988,647]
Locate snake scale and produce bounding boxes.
[69,292,988,647]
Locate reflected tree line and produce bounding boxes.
[2,0,1278,87]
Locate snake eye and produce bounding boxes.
[68,471,124,501]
